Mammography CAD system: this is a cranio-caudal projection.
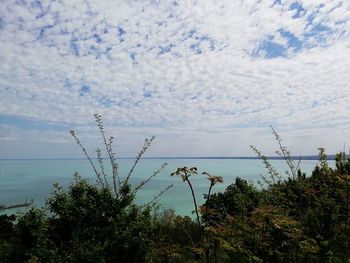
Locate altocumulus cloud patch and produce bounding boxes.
[0,0,350,157]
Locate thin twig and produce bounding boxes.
[124,136,155,186]
[70,130,105,188]
[133,162,168,194]
[96,148,108,188]
[270,125,297,179]
[144,184,173,207]
[251,145,281,184]
[94,114,120,195]
[183,228,197,248]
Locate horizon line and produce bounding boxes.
[0,155,338,161]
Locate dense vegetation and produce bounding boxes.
[1,118,350,262]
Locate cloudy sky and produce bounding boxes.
[0,0,350,158]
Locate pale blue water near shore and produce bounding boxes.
[0,158,327,216]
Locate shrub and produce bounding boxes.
[1,114,170,262]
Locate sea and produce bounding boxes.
[0,158,327,216]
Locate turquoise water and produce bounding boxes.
[0,158,322,216]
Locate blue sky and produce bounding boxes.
[0,0,350,158]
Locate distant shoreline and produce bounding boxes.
[0,155,336,161]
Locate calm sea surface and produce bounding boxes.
[0,158,325,216]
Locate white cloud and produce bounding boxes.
[0,0,350,157]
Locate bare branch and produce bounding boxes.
[69,130,105,188]
[133,162,168,194]
[144,184,173,207]
[94,113,120,195]
[124,136,155,186]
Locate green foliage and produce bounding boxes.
[208,177,261,218]
[0,214,17,262]
[179,128,350,263]
[44,177,154,262]
[3,178,154,263]
[148,208,201,263]
[202,129,350,263]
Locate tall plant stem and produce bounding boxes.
[204,183,214,226]
[186,178,202,236]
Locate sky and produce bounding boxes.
[0,0,350,159]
